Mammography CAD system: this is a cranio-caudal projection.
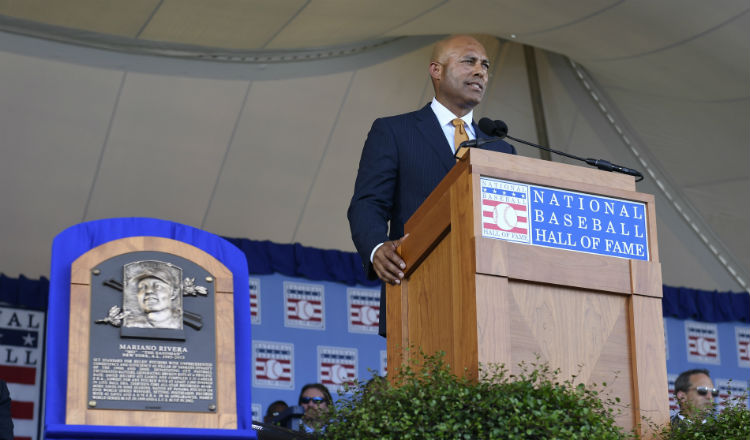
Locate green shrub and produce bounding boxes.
[656,396,750,440]
[321,351,632,440]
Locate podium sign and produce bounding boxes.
[480,176,649,260]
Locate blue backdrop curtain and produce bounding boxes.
[3,238,747,321]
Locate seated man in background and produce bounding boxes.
[298,383,333,433]
[671,368,718,426]
[263,400,289,425]
[0,380,13,440]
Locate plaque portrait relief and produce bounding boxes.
[123,261,183,330]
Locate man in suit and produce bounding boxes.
[0,380,14,440]
[348,35,516,337]
[670,369,717,427]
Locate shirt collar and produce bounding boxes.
[431,98,474,129]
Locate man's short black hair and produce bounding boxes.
[265,400,288,417]
[674,369,710,394]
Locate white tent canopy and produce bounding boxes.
[0,1,747,292]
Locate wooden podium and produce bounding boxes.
[386,148,668,434]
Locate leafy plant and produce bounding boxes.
[320,351,633,440]
[656,394,750,440]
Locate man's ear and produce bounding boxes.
[429,61,442,81]
[675,391,687,404]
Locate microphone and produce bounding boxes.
[582,159,644,179]
[478,118,508,138]
[473,118,643,181]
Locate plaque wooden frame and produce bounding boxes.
[386,149,668,437]
[66,236,237,429]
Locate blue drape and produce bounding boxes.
[0,274,48,310]
[4,239,747,323]
[223,238,378,287]
[662,285,749,323]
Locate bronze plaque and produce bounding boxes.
[87,251,217,413]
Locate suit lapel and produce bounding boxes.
[415,104,455,173]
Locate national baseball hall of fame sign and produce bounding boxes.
[480,176,649,261]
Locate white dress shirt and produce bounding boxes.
[430,97,476,154]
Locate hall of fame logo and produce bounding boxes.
[251,403,261,422]
[284,281,325,330]
[715,378,749,408]
[480,177,530,243]
[250,277,261,325]
[685,321,720,364]
[667,374,678,413]
[317,346,357,393]
[736,326,750,368]
[346,288,380,334]
[253,341,294,389]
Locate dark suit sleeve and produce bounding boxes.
[347,118,399,278]
[0,381,14,440]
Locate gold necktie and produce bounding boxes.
[452,118,469,153]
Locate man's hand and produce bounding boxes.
[372,234,409,285]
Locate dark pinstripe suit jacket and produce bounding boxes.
[347,103,516,336]
[0,380,13,440]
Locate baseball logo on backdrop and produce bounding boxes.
[250,277,261,325]
[284,281,325,330]
[685,320,720,364]
[346,288,380,334]
[667,374,678,413]
[317,346,358,393]
[735,326,749,368]
[715,378,749,408]
[253,341,294,390]
[251,403,261,422]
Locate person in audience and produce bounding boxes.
[0,380,14,440]
[263,399,289,424]
[671,368,718,426]
[298,383,333,433]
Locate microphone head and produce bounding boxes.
[493,119,509,138]
[478,117,508,138]
[478,117,496,136]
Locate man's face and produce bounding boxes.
[432,37,489,116]
[136,276,173,313]
[300,387,328,419]
[677,373,715,417]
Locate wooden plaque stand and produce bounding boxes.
[386,149,668,435]
[66,236,237,429]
